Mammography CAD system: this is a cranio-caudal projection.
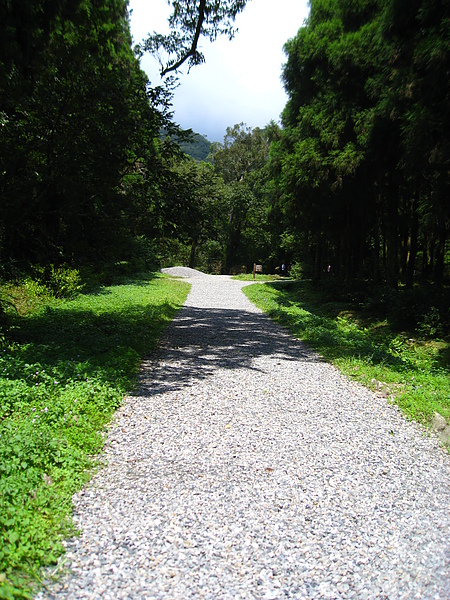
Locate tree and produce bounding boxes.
[0,0,166,267]
[276,0,449,285]
[379,0,450,285]
[160,158,226,268]
[211,124,270,271]
[280,0,386,279]
[141,0,249,75]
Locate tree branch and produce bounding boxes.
[161,0,206,76]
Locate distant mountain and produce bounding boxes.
[178,132,212,162]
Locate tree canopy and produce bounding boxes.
[274,0,449,285]
[0,0,448,290]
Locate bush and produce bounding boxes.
[417,306,444,338]
[0,293,9,339]
[0,285,17,341]
[45,265,84,299]
[153,238,191,269]
[289,262,303,280]
[196,239,225,274]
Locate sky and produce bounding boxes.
[128,0,310,142]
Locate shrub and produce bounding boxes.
[196,239,225,274]
[0,285,16,341]
[417,306,443,338]
[289,262,303,280]
[46,265,84,299]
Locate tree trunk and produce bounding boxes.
[385,190,399,289]
[434,219,446,286]
[189,238,198,269]
[373,220,381,283]
[313,235,323,281]
[405,198,418,288]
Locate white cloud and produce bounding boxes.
[129,0,310,142]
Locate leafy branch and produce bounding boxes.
[141,0,249,76]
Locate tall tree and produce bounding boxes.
[379,0,450,284]
[276,0,449,285]
[211,124,270,271]
[0,0,165,266]
[161,158,226,268]
[280,0,385,279]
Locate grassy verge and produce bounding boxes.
[0,274,189,599]
[232,273,284,282]
[243,280,450,429]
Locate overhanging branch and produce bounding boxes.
[161,0,206,76]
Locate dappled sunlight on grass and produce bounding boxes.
[0,274,189,598]
[244,281,450,426]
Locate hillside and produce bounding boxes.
[178,132,212,161]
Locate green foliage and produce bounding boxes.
[31,265,84,299]
[142,0,248,75]
[211,123,269,184]
[244,280,450,427]
[0,0,173,268]
[177,132,212,162]
[0,274,189,597]
[417,307,444,339]
[276,0,450,285]
[159,157,226,268]
[288,262,304,280]
[232,274,281,282]
[1,280,51,320]
[196,239,225,274]
[46,266,83,299]
[210,124,272,272]
[0,287,14,339]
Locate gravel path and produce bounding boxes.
[37,270,450,600]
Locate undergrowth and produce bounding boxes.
[0,273,189,599]
[244,280,450,427]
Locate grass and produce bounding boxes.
[243,280,450,429]
[232,273,284,282]
[0,273,189,599]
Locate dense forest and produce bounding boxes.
[1,0,449,290]
[178,133,212,162]
[278,0,449,287]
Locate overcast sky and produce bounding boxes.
[129,0,310,142]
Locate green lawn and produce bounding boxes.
[244,280,450,429]
[232,273,284,282]
[0,274,189,599]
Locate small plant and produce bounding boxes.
[417,306,442,338]
[288,262,303,280]
[46,265,84,299]
[3,278,51,317]
[0,287,12,335]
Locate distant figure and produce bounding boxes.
[281,262,286,276]
[327,264,331,273]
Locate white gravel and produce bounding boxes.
[36,271,450,599]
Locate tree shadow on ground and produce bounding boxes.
[137,304,318,396]
[6,300,182,389]
[251,281,427,372]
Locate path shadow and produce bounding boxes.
[138,304,317,396]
